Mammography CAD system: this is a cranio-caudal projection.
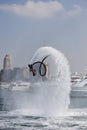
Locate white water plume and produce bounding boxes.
[1,46,71,117]
[26,46,71,116]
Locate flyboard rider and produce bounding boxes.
[28,55,49,79]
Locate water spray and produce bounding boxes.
[1,46,70,116]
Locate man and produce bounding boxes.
[28,64,36,76]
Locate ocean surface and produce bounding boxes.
[0,89,87,130]
[0,108,87,130]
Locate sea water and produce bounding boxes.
[1,90,87,130]
[0,98,87,130]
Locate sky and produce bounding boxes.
[0,0,87,73]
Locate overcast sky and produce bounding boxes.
[0,0,87,73]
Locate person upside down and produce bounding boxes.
[28,55,49,78]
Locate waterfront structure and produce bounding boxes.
[0,54,13,82]
[0,54,29,82]
[3,54,12,70]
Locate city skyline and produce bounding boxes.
[0,53,29,69]
[0,0,87,73]
[0,53,29,82]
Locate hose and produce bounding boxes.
[28,55,50,77]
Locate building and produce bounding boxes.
[0,54,13,82]
[0,54,29,82]
[3,54,12,70]
[11,67,29,81]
